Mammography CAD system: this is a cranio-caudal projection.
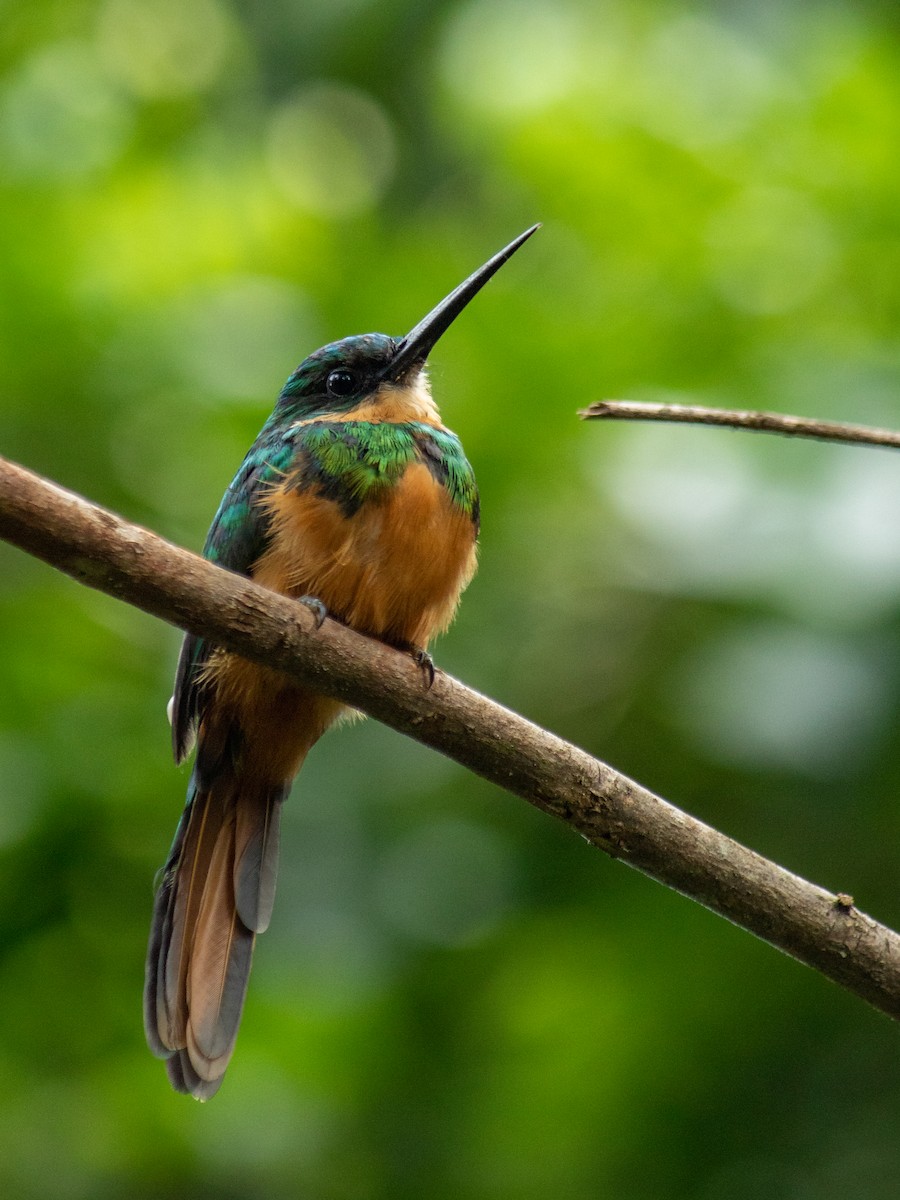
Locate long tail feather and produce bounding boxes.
[158,787,226,1051]
[144,769,286,1099]
[185,808,255,1072]
[234,784,287,933]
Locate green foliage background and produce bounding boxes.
[2,1,900,1196]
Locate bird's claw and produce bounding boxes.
[298,595,328,630]
[410,646,435,689]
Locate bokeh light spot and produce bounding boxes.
[97,0,233,98]
[266,83,396,217]
[604,421,753,549]
[672,624,887,776]
[167,276,319,401]
[632,14,783,149]
[0,41,131,180]
[440,0,582,115]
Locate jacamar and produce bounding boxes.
[144,225,539,1099]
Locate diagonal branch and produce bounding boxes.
[580,399,900,450]
[1,454,899,1018]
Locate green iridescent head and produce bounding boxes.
[278,333,397,417]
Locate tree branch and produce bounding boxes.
[1,454,899,1018]
[580,399,900,450]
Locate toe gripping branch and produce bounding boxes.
[408,645,436,689]
[298,595,328,630]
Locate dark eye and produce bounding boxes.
[327,369,357,396]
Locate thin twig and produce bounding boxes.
[580,399,900,450]
[1,454,899,1019]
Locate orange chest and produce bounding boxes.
[254,461,478,646]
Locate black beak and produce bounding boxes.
[384,224,540,383]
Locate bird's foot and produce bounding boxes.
[298,595,328,630]
[403,643,435,689]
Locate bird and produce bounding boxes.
[143,225,539,1099]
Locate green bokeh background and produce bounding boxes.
[2,1,900,1196]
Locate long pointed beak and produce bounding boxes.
[384,224,540,382]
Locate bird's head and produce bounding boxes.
[276,224,539,423]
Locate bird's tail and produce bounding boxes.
[144,749,287,1101]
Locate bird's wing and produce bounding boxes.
[170,437,295,763]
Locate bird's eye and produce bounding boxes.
[327,369,357,396]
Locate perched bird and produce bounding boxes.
[144,225,539,1099]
